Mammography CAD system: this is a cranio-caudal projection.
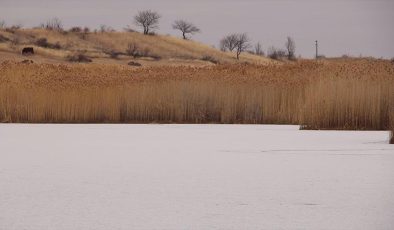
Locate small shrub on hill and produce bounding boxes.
[267,46,286,60]
[201,55,219,64]
[66,53,92,63]
[104,49,123,59]
[69,27,82,33]
[35,38,61,49]
[126,42,159,60]
[35,38,49,47]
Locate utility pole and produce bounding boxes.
[315,40,318,59]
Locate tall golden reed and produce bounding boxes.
[0,59,393,130]
[0,82,303,124]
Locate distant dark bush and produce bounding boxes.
[35,38,61,49]
[35,38,50,47]
[70,27,90,40]
[289,55,297,61]
[52,42,61,49]
[267,46,286,60]
[146,53,161,61]
[201,55,219,64]
[110,52,120,59]
[66,53,92,63]
[104,49,123,59]
[69,27,82,33]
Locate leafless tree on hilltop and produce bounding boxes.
[220,34,238,52]
[134,10,161,35]
[285,36,296,60]
[172,20,200,39]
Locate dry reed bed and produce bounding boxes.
[0,59,393,130]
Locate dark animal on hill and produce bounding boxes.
[22,47,34,55]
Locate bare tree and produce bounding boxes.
[285,36,296,60]
[235,33,251,60]
[219,34,238,52]
[134,10,161,35]
[43,18,63,31]
[172,20,200,39]
[254,42,264,56]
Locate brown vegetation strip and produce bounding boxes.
[1,59,393,130]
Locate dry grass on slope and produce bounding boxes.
[0,28,272,65]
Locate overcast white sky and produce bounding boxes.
[1,0,393,58]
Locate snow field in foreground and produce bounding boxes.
[0,125,393,230]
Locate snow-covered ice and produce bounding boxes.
[0,124,393,230]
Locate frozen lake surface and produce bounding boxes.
[0,124,393,230]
